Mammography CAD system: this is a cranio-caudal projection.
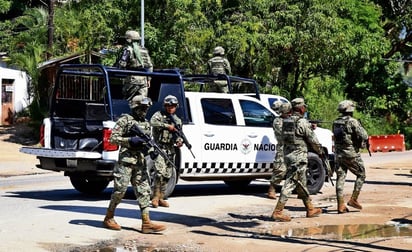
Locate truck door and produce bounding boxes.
[199,97,248,169]
[236,98,277,165]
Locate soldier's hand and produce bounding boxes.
[176,140,183,148]
[129,136,144,147]
[167,124,177,132]
[149,150,159,160]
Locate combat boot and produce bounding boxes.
[267,184,277,199]
[303,198,322,218]
[141,213,166,234]
[103,210,121,230]
[347,190,362,209]
[271,201,291,222]
[158,192,169,207]
[337,196,349,214]
[151,185,160,208]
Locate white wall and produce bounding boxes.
[0,67,31,122]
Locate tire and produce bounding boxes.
[307,152,326,194]
[224,179,252,189]
[69,176,110,195]
[147,155,178,199]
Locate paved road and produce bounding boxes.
[0,151,411,251]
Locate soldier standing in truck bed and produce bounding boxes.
[116,30,153,100]
[207,46,231,93]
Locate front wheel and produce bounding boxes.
[307,152,326,194]
[69,176,110,195]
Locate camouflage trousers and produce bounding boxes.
[270,151,286,185]
[153,147,175,192]
[335,154,366,197]
[278,153,310,204]
[107,161,151,211]
[122,75,148,100]
[208,80,229,93]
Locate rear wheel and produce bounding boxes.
[307,152,326,194]
[147,155,178,199]
[69,176,110,195]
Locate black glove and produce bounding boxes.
[129,136,144,147]
[149,150,159,160]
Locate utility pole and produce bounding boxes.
[47,0,54,59]
[141,0,145,47]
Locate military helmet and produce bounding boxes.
[129,95,152,109]
[164,95,179,106]
[271,100,283,112]
[291,97,307,108]
[337,100,355,113]
[125,30,140,42]
[213,46,225,56]
[279,102,292,114]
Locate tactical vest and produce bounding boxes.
[282,115,305,145]
[210,57,226,74]
[333,117,352,146]
[126,46,142,68]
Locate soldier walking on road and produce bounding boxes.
[271,98,323,222]
[267,101,291,199]
[333,100,368,213]
[150,95,183,208]
[103,95,166,234]
[116,30,153,99]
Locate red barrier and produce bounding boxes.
[368,134,406,152]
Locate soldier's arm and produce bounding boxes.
[109,116,134,147]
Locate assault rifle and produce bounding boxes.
[320,149,334,186]
[130,124,177,169]
[168,115,196,159]
[358,119,372,156]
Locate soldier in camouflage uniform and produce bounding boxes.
[271,98,323,222]
[150,95,183,208]
[103,95,166,234]
[207,46,231,93]
[116,30,153,100]
[267,101,292,199]
[333,100,368,213]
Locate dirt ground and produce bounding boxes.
[1,124,411,252]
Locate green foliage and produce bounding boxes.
[0,0,411,148]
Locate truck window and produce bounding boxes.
[239,100,274,127]
[201,98,236,125]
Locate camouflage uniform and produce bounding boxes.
[272,98,323,222]
[103,95,165,233]
[207,46,231,93]
[116,30,153,99]
[267,102,291,199]
[333,100,368,213]
[149,95,183,207]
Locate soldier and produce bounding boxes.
[333,100,368,213]
[103,95,166,234]
[116,30,153,99]
[267,101,292,199]
[271,98,323,222]
[150,95,183,208]
[207,46,232,93]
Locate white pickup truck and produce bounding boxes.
[20,65,334,196]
